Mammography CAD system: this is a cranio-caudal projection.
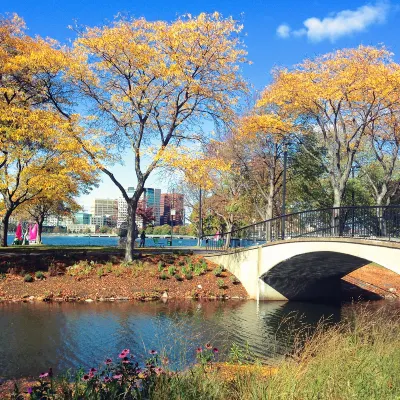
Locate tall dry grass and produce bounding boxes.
[150,304,400,400]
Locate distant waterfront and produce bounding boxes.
[6,234,198,247]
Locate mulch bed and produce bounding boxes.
[0,252,248,302]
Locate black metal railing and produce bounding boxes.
[201,205,400,251]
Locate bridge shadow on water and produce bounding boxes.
[260,251,383,304]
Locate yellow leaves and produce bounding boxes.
[238,114,292,141]
[259,45,400,116]
[158,146,231,190]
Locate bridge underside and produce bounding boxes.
[260,251,370,302]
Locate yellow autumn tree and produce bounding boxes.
[0,112,98,246]
[236,112,293,220]
[258,46,400,208]
[71,13,247,260]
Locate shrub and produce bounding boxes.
[96,267,105,278]
[168,266,176,276]
[174,274,183,281]
[104,262,112,273]
[158,261,165,272]
[159,272,167,280]
[48,264,58,277]
[217,278,225,289]
[185,272,193,280]
[230,275,240,284]
[35,271,45,280]
[24,274,33,283]
[213,265,224,277]
[194,265,203,276]
[178,260,185,266]
[181,266,188,275]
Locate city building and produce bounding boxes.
[67,224,97,234]
[117,187,161,228]
[91,199,118,227]
[160,193,184,226]
[74,212,91,225]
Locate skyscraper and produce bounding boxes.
[117,187,161,228]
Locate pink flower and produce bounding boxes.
[39,372,48,378]
[205,343,212,350]
[196,347,203,353]
[118,352,126,359]
[104,377,111,383]
[154,367,163,375]
[82,374,90,381]
[149,349,157,355]
[113,374,123,380]
[89,368,97,373]
[213,347,219,354]
[122,356,130,364]
[105,358,112,365]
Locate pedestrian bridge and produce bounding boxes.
[204,206,400,301]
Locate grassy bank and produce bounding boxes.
[7,305,400,399]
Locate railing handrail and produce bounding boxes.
[201,204,400,241]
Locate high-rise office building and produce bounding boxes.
[91,199,118,227]
[160,193,184,226]
[117,188,161,228]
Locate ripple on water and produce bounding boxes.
[0,300,383,378]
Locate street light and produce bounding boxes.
[170,208,175,246]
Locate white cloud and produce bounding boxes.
[276,24,291,38]
[277,2,390,42]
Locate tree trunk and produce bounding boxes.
[125,200,139,262]
[0,210,12,247]
[37,217,44,244]
[332,188,342,236]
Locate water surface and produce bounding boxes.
[0,299,376,378]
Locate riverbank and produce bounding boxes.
[2,305,400,399]
[0,246,399,302]
[0,250,248,302]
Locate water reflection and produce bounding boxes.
[0,300,360,378]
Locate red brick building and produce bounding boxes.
[160,193,184,226]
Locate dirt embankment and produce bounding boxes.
[342,263,400,299]
[0,250,248,302]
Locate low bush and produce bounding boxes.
[24,274,33,282]
[159,272,167,280]
[174,274,183,282]
[158,261,165,272]
[35,271,45,280]
[168,266,176,276]
[213,266,224,277]
[216,278,225,289]
[185,272,193,280]
[230,275,240,284]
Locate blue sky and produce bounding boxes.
[2,0,400,210]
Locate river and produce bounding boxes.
[0,299,396,379]
[6,234,197,247]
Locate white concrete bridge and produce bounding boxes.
[205,237,400,301]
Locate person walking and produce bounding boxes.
[139,231,146,247]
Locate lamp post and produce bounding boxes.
[281,141,288,240]
[198,187,203,246]
[170,209,175,246]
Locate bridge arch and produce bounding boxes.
[206,238,400,301]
